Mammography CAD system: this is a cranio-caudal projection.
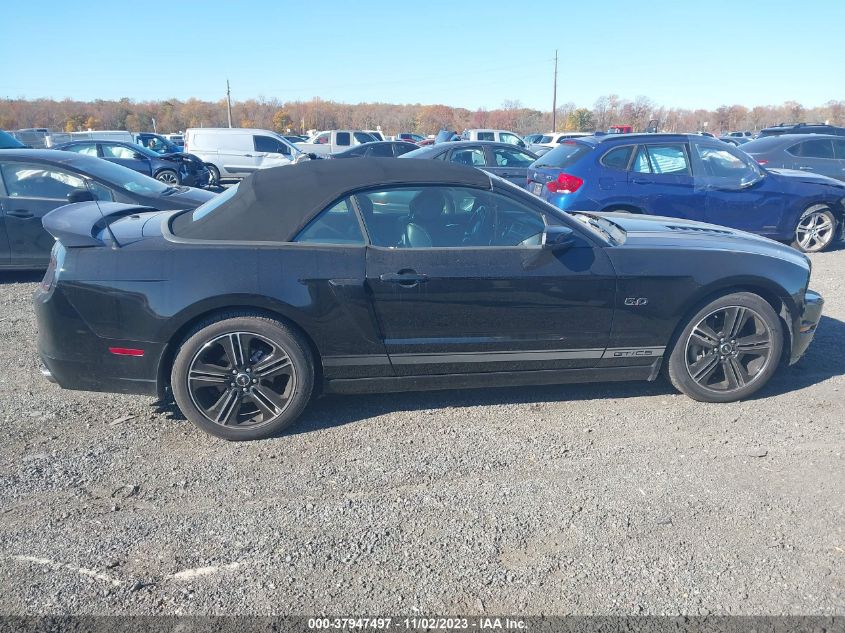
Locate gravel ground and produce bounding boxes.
[0,249,843,617]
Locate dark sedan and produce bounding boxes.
[54,140,210,188]
[35,159,822,441]
[400,141,538,186]
[329,141,418,159]
[0,149,214,269]
[740,134,845,183]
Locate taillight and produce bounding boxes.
[546,173,583,194]
[756,158,768,165]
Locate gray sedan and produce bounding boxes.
[740,134,845,182]
[399,141,538,186]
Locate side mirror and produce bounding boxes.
[542,225,575,251]
[67,189,94,203]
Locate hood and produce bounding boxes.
[582,211,810,268]
[766,168,845,189]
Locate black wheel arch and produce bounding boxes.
[155,299,324,400]
[663,280,795,375]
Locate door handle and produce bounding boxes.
[243,154,253,157]
[798,166,813,171]
[631,177,650,184]
[8,210,33,218]
[379,271,429,286]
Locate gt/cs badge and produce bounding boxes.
[624,297,648,306]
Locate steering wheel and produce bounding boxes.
[463,204,489,245]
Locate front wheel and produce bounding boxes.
[667,292,783,403]
[171,314,314,440]
[205,164,221,187]
[793,205,837,253]
[155,169,180,185]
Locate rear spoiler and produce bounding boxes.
[42,202,157,248]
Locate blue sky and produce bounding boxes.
[3,0,843,110]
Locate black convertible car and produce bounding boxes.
[35,159,823,440]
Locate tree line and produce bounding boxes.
[1,95,843,136]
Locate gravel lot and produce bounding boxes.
[0,248,843,617]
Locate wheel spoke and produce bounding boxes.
[208,389,241,425]
[220,332,248,368]
[723,356,748,390]
[248,385,286,418]
[188,363,230,387]
[735,332,770,354]
[691,323,720,348]
[723,307,747,340]
[689,353,720,384]
[252,351,292,378]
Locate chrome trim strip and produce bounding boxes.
[323,355,392,366]
[391,348,605,364]
[602,347,665,359]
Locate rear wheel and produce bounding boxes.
[793,205,837,253]
[155,169,180,185]
[171,314,314,440]
[667,292,783,403]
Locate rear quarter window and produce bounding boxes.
[600,146,633,170]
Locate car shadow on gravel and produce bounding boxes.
[0,271,43,284]
[291,378,677,436]
[756,314,845,398]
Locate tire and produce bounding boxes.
[205,164,221,187]
[792,205,837,253]
[155,169,180,185]
[171,313,314,440]
[667,292,783,403]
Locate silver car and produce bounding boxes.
[740,134,845,182]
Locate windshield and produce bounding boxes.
[0,130,25,148]
[82,157,172,195]
[397,147,436,159]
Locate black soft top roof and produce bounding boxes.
[171,157,491,242]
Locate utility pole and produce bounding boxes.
[226,79,233,128]
[552,50,558,132]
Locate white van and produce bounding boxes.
[184,128,301,183]
[45,130,134,148]
[461,129,526,147]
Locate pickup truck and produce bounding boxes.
[295,130,378,156]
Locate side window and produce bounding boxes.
[102,144,140,159]
[368,143,393,157]
[632,146,652,173]
[254,135,289,154]
[336,132,351,146]
[645,144,689,175]
[353,132,373,145]
[499,133,521,145]
[293,198,365,245]
[601,146,633,170]
[355,186,547,249]
[63,143,98,156]
[450,147,486,167]
[492,147,534,167]
[693,144,761,187]
[791,139,835,159]
[0,163,88,200]
[313,132,330,144]
[477,132,495,141]
[833,140,845,159]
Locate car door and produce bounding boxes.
[252,134,293,170]
[485,145,537,185]
[786,139,839,180]
[0,161,90,267]
[100,143,152,176]
[219,133,258,176]
[358,185,616,376]
[690,141,780,235]
[626,143,698,219]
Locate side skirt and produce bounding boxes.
[323,363,660,395]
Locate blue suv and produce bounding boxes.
[526,133,845,252]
